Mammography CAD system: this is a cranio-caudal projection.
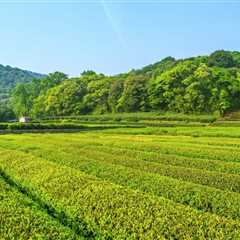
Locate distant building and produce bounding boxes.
[19,117,31,123]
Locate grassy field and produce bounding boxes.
[1,124,240,239]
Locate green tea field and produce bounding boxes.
[1,126,240,239]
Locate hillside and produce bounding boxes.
[6,50,240,119]
[0,64,44,101]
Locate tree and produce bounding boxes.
[32,79,87,117]
[40,72,68,93]
[118,74,149,112]
[108,78,124,113]
[180,64,213,113]
[148,60,198,111]
[83,76,113,114]
[11,83,31,117]
[208,50,236,68]
[0,102,15,121]
[9,50,240,117]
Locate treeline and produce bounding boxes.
[8,50,240,119]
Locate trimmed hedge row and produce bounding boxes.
[85,144,240,175]
[0,122,142,132]
[99,126,240,138]
[10,135,240,193]
[0,123,87,130]
[33,133,240,175]
[1,136,240,219]
[88,135,240,163]
[42,120,207,127]
[2,142,240,221]
[3,142,240,221]
[41,112,217,123]
[0,153,240,239]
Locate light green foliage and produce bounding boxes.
[107,78,124,113]
[8,50,240,118]
[83,75,113,114]
[32,79,86,117]
[149,60,198,111]
[0,178,80,239]
[11,83,32,117]
[39,71,68,93]
[0,146,240,239]
[118,74,149,112]
[1,127,240,238]
[10,71,67,118]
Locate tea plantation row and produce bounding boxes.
[1,127,240,238]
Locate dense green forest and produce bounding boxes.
[0,64,44,96]
[3,50,240,120]
[0,64,44,120]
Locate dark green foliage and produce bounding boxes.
[0,102,15,121]
[148,60,198,111]
[0,122,87,130]
[40,72,68,93]
[0,64,43,90]
[42,112,216,123]
[108,78,124,113]
[10,71,67,118]
[0,64,44,105]
[8,50,240,118]
[118,74,149,112]
[208,50,237,68]
[133,56,176,78]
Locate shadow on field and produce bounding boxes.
[0,169,102,239]
[0,125,143,135]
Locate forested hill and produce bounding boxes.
[0,64,44,98]
[8,50,240,119]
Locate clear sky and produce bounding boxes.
[0,0,239,76]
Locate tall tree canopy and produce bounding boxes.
[9,50,240,118]
[32,79,86,117]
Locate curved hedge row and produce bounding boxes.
[33,133,240,175]
[85,144,240,175]
[47,132,240,164]
[101,138,240,163]
[42,138,240,193]
[0,154,240,239]
[3,137,240,193]
[3,146,240,221]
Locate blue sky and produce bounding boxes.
[0,0,239,76]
